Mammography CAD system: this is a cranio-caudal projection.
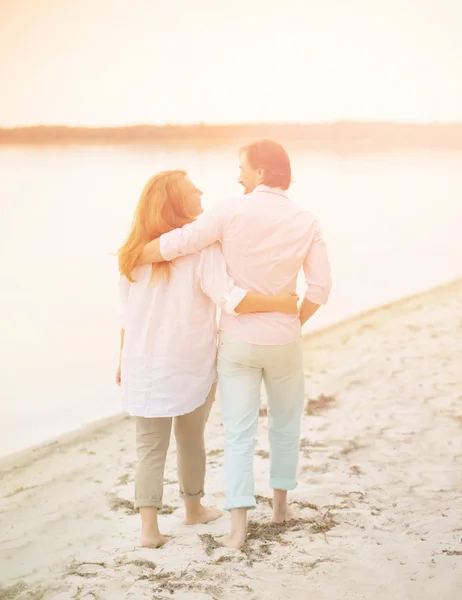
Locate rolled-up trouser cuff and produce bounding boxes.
[179,489,204,501]
[134,498,163,510]
[270,477,297,491]
[223,495,256,511]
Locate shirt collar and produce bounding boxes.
[253,184,288,198]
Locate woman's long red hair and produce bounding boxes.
[118,170,196,282]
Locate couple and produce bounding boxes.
[117,139,332,550]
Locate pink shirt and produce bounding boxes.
[160,185,332,345]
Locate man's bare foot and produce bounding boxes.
[140,533,167,548]
[271,505,295,524]
[219,507,248,548]
[220,530,246,549]
[184,505,222,525]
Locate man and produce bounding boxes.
[137,140,332,548]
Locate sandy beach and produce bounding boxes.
[1,279,461,600]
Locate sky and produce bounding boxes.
[1,0,462,126]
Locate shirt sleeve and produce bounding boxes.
[160,202,228,261]
[303,222,332,305]
[119,275,131,329]
[197,242,247,316]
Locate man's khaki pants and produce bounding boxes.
[134,383,216,509]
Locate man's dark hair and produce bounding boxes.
[240,139,292,190]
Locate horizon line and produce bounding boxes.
[2,120,462,130]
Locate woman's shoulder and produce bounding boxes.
[127,264,153,282]
[171,252,202,268]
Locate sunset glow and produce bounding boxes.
[1,0,462,126]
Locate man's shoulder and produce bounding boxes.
[209,191,319,226]
[298,206,318,223]
[282,195,318,223]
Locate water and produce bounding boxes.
[1,144,461,458]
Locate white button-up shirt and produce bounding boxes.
[160,185,332,345]
[119,242,246,417]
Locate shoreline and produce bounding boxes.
[302,275,462,341]
[1,122,462,152]
[1,275,460,471]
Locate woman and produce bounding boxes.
[117,170,298,548]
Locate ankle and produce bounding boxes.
[139,506,160,534]
[230,508,248,533]
[272,507,288,521]
[273,490,288,508]
[184,499,203,517]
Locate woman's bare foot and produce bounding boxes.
[139,507,166,548]
[140,532,167,548]
[184,505,222,525]
[220,530,246,549]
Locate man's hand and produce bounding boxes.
[116,363,121,386]
[137,238,163,265]
[299,298,320,325]
[275,291,299,314]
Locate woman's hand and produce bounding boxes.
[116,363,121,386]
[276,291,299,314]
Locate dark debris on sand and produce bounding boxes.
[197,513,337,564]
[109,494,176,516]
[0,583,49,600]
[255,449,269,459]
[158,504,176,515]
[255,494,273,508]
[121,558,157,570]
[147,568,224,597]
[308,510,337,535]
[305,394,336,416]
[292,499,320,511]
[0,583,27,600]
[340,440,366,456]
[213,555,245,565]
[207,449,224,457]
[300,438,327,452]
[108,495,137,515]
[246,512,336,543]
[66,560,108,579]
[241,510,338,563]
[199,533,222,556]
